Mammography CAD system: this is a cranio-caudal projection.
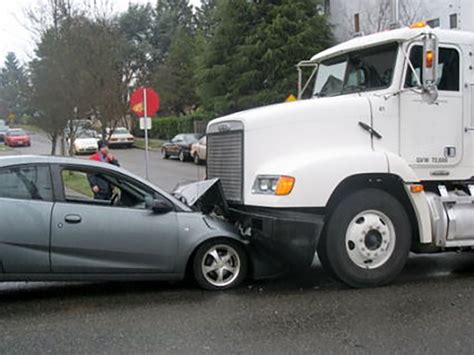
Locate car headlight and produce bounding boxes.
[252,175,295,196]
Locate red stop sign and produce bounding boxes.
[130,87,160,117]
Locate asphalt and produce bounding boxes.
[1,130,474,354]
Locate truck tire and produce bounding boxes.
[318,188,411,288]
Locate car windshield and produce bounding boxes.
[114,128,129,134]
[77,130,97,138]
[8,130,26,136]
[313,42,398,97]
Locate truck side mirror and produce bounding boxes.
[422,34,439,104]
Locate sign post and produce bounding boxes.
[143,88,149,179]
[130,87,160,180]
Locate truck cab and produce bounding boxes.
[206,24,474,287]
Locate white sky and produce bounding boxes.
[0,0,202,66]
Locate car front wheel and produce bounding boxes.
[317,188,411,288]
[162,149,169,159]
[193,239,248,290]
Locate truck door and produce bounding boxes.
[400,45,463,168]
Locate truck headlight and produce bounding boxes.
[252,175,295,196]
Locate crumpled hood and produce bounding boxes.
[173,178,228,215]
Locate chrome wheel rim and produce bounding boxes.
[345,210,396,269]
[179,151,184,161]
[194,154,199,164]
[202,244,241,287]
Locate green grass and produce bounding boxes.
[133,137,165,150]
[0,144,11,152]
[62,171,94,198]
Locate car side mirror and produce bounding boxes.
[422,33,439,104]
[145,197,174,214]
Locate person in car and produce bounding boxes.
[88,140,120,200]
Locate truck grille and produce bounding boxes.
[207,131,243,203]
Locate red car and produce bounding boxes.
[4,129,31,147]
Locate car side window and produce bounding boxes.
[405,45,460,91]
[0,165,53,201]
[61,167,158,210]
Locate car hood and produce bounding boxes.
[111,134,133,139]
[172,178,228,215]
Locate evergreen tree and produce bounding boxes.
[153,0,195,64]
[195,0,257,114]
[153,28,197,115]
[0,53,30,121]
[195,0,333,114]
[118,3,156,85]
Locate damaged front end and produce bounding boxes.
[173,179,287,279]
[173,178,229,216]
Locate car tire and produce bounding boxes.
[193,153,200,165]
[179,150,185,162]
[317,188,411,288]
[162,149,169,159]
[193,239,248,290]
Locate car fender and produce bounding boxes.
[175,213,247,274]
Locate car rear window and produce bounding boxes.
[0,165,53,201]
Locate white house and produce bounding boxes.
[326,0,474,43]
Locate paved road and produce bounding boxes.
[2,129,474,354]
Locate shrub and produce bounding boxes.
[134,111,217,140]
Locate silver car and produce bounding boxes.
[0,155,257,290]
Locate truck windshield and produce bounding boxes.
[313,42,399,97]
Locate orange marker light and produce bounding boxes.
[410,21,428,29]
[275,176,295,196]
[426,50,434,68]
[410,184,424,193]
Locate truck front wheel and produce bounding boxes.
[318,188,411,288]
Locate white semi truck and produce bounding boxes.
[205,23,474,287]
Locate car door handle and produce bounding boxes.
[64,214,82,224]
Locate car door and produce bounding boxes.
[0,164,54,273]
[50,164,179,273]
[400,44,464,168]
[170,135,184,156]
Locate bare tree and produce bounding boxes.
[337,0,427,41]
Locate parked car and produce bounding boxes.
[191,136,207,165]
[161,133,202,162]
[107,127,134,148]
[0,125,9,142]
[0,155,260,290]
[4,128,31,147]
[71,130,99,155]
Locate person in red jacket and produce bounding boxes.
[88,140,120,200]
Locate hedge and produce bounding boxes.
[133,111,215,140]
